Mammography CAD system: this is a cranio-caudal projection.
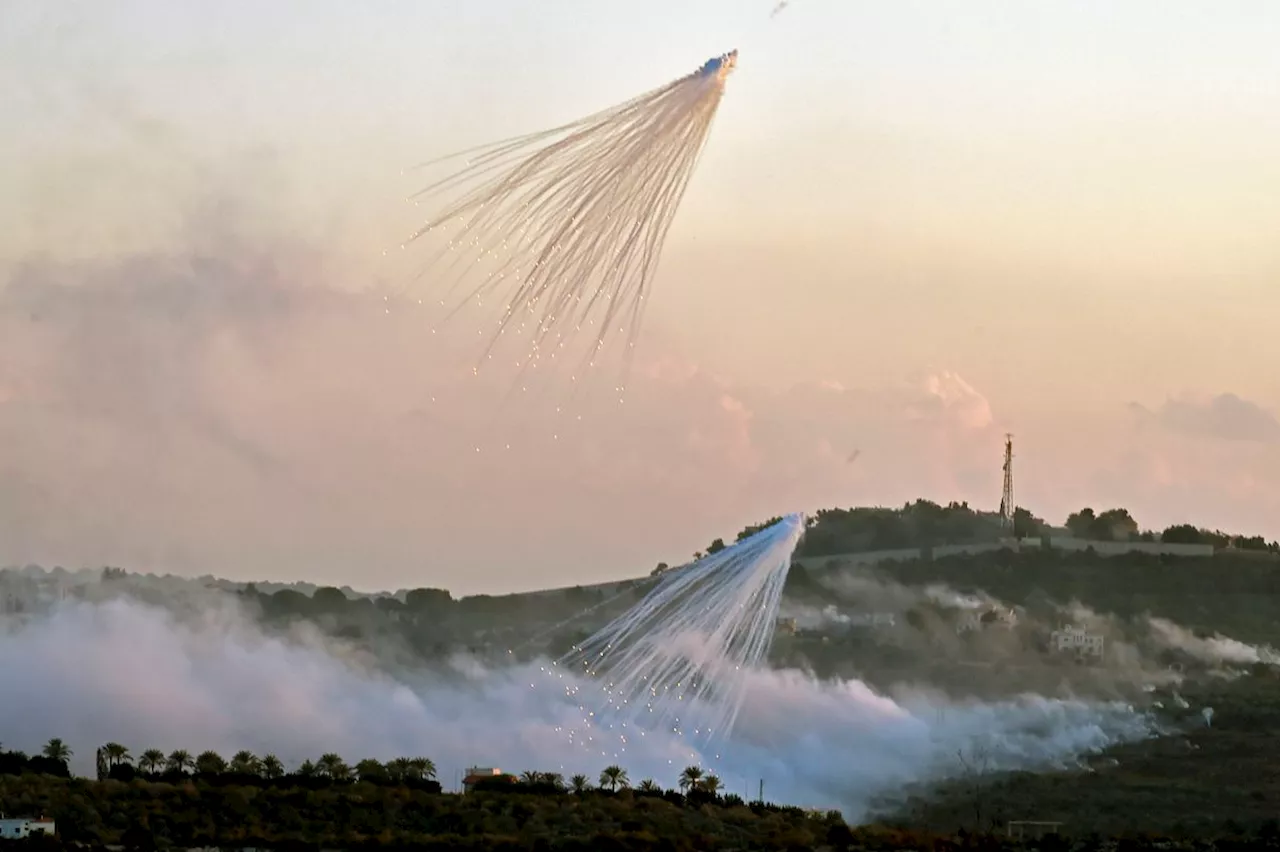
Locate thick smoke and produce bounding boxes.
[1147,616,1280,667]
[0,592,1157,818]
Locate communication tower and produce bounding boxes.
[999,434,1015,532]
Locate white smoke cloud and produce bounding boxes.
[0,594,1158,817]
[1147,617,1280,667]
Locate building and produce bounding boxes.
[846,613,896,628]
[0,817,56,839]
[1051,625,1105,659]
[462,767,516,793]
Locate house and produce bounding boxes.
[0,817,56,839]
[846,613,896,629]
[1051,625,1105,659]
[462,767,517,793]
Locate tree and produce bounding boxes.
[408,756,437,781]
[311,586,349,611]
[638,779,661,793]
[955,743,993,832]
[1162,524,1204,544]
[678,766,703,794]
[405,587,452,611]
[701,774,723,796]
[229,750,261,775]
[166,749,194,774]
[599,765,629,792]
[1011,507,1042,539]
[138,749,166,775]
[1094,508,1139,541]
[195,750,227,775]
[570,774,590,794]
[650,562,670,577]
[356,759,386,782]
[260,754,285,780]
[296,759,319,778]
[41,738,71,764]
[737,516,783,542]
[101,742,130,768]
[826,820,857,851]
[1065,508,1097,538]
[706,538,726,555]
[317,753,350,781]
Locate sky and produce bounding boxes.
[1,1,1279,594]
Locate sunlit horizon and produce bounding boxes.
[2,1,1278,595]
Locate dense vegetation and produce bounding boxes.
[0,741,870,850]
[882,672,1280,842]
[7,744,1280,849]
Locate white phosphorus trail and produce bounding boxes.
[553,514,805,754]
[400,51,739,387]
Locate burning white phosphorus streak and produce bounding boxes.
[400,51,739,392]
[546,514,805,759]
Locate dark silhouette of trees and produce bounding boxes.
[1012,507,1044,539]
[1066,507,1139,541]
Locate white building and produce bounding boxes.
[0,818,56,839]
[847,613,896,628]
[1051,626,1105,658]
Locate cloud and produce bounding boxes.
[1131,392,1280,444]
[0,236,1008,593]
[911,370,995,431]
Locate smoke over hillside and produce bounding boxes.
[0,567,1172,817]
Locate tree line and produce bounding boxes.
[7,740,736,805]
[0,741,870,850]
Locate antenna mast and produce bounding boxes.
[1000,434,1015,533]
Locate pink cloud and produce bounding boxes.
[3,241,1278,594]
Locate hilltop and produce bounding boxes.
[4,499,1277,666]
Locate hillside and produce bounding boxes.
[4,499,1278,668]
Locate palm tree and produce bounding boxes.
[638,779,661,793]
[544,772,565,791]
[570,774,590,794]
[166,749,194,774]
[520,770,541,785]
[41,739,72,764]
[701,774,723,796]
[317,753,350,781]
[678,765,703,794]
[599,765,630,792]
[260,754,285,780]
[296,759,318,778]
[195,750,227,775]
[355,759,386,782]
[229,750,260,775]
[101,742,131,768]
[408,756,437,781]
[138,749,166,775]
[385,757,411,782]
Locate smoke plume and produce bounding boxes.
[0,592,1158,817]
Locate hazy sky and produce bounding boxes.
[2,1,1279,594]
